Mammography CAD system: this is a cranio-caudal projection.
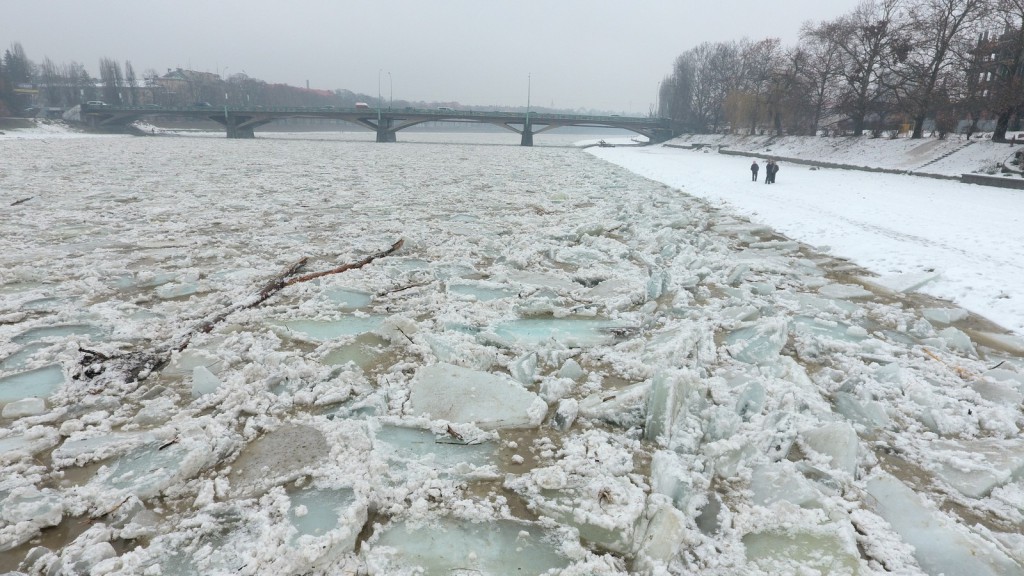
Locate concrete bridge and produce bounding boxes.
[78,103,675,145]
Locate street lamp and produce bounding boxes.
[377,68,382,125]
[388,72,393,110]
[526,72,531,126]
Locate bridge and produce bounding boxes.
[78,103,675,145]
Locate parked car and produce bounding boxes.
[85,101,107,106]
[437,106,455,112]
[193,102,213,107]
[355,102,370,109]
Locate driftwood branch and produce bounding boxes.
[176,239,403,351]
[284,239,404,286]
[80,239,405,379]
[11,197,32,206]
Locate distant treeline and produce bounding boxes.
[0,42,593,119]
[659,0,1024,141]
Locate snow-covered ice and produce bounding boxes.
[1,124,1023,574]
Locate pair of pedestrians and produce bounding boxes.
[750,160,779,184]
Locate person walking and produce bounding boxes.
[768,161,779,184]
[764,160,773,184]
[750,160,759,182]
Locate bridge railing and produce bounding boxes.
[80,103,667,125]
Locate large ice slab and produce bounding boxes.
[373,424,498,476]
[0,427,60,463]
[743,526,863,574]
[486,317,629,349]
[323,287,373,309]
[408,363,547,429]
[0,486,65,552]
[859,271,940,294]
[724,318,789,365]
[271,316,384,342]
[0,364,65,404]
[229,424,329,496]
[90,436,216,506]
[11,323,104,345]
[364,518,572,575]
[865,472,1024,576]
[928,438,1024,498]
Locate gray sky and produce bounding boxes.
[4,0,863,113]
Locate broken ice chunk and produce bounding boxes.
[0,486,64,552]
[858,271,940,294]
[928,438,1024,498]
[817,283,873,299]
[833,392,890,431]
[936,327,977,357]
[11,323,104,345]
[0,342,50,372]
[447,282,516,302]
[634,498,687,571]
[750,463,822,508]
[288,486,358,540]
[507,270,581,292]
[373,424,498,475]
[743,526,863,574]
[1,396,46,418]
[508,352,538,385]
[866,472,1024,576]
[724,318,789,365]
[557,358,584,380]
[650,450,697,512]
[191,365,222,397]
[0,428,60,462]
[271,316,384,342]
[487,317,628,349]
[921,307,969,325]
[578,382,651,428]
[528,475,646,555]
[800,422,859,476]
[323,287,373,309]
[0,364,66,404]
[645,370,703,447]
[229,424,328,496]
[94,438,215,504]
[551,399,578,431]
[408,363,546,429]
[364,518,572,575]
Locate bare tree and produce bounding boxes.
[98,57,123,103]
[124,60,139,105]
[816,0,904,135]
[984,0,1024,141]
[886,0,987,137]
[799,21,847,135]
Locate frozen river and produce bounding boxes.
[1,131,1023,575]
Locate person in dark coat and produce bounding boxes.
[764,160,773,184]
[750,160,759,182]
[768,161,779,183]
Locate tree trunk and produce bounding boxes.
[912,114,926,139]
[993,109,1012,143]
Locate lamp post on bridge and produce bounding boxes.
[377,68,382,126]
[388,71,392,110]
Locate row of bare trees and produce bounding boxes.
[659,0,1024,141]
[0,41,389,115]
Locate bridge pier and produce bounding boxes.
[520,125,533,147]
[376,118,397,142]
[226,124,255,139]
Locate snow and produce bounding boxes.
[0,121,1023,574]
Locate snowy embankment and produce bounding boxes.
[0,127,1022,575]
[590,136,1024,338]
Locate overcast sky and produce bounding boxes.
[3,0,864,113]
